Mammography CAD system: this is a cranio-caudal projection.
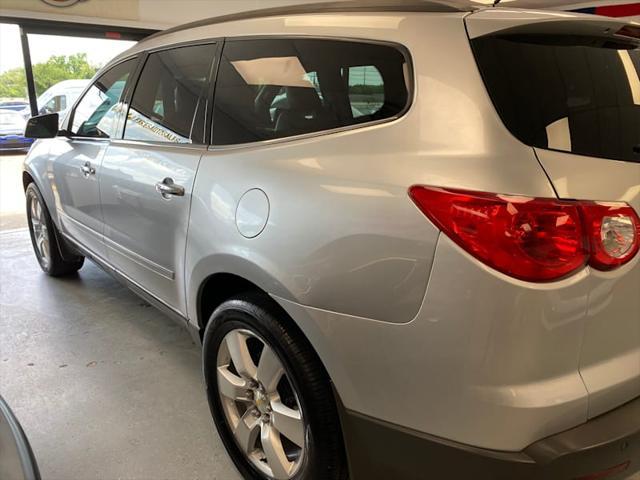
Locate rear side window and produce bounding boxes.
[346,65,385,118]
[212,39,410,145]
[472,34,640,162]
[124,43,216,144]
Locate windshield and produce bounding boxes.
[471,34,640,163]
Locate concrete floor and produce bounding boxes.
[0,153,241,479]
[0,153,28,230]
[0,230,241,479]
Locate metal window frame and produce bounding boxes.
[118,39,223,147]
[64,54,141,140]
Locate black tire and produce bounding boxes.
[203,293,348,480]
[25,183,84,276]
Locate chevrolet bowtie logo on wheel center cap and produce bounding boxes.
[254,389,270,414]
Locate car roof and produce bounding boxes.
[142,0,631,45]
[112,0,635,70]
[145,0,469,41]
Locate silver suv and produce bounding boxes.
[22,2,640,479]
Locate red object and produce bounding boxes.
[596,3,640,17]
[408,186,640,282]
[574,461,630,480]
[105,31,122,39]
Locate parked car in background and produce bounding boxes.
[21,2,640,479]
[0,109,33,152]
[0,100,29,112]
[20,79,90,126]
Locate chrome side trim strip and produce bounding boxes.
[58,210,103,242]
[102,234,175,280]
[108,139,208,151]
[58,210,175,280]
[207,114,406,152]
[61,231,184,319]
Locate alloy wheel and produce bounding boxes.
[29,193,50,269]
[216,329,306,480]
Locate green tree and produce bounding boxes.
[0,68,27,98]
[0,53,98,99]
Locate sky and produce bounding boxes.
[0,23,136,74]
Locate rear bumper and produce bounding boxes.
[340,396,640,480]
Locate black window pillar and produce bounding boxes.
[19,26,38,117]
[3,16,157,118]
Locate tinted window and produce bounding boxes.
[346,65,385,118]
[213,39,409,145]
[71,58,135,138]
[124,44,216,144]
[472,35,640,162]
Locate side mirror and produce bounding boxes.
[25,113,59,139]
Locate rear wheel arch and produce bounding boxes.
[192,254,299,332]
[196,273,337,393]
[201,289,349,480]
[197,272,264,333]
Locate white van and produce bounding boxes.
[21,79,89,124]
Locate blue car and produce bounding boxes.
[0,109,34,152]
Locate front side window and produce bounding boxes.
[213,39,410,145]
[71,58,136,138]
[124,43,216,144]
[472,34,640,163]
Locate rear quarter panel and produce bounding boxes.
[185,12,556,324]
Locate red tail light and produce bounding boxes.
[409,186,640,282]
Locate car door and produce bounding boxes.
[99,43,218,315]
[50,58,137,259]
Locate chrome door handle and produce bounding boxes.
[155,178,185,198]
[80,162,95,177]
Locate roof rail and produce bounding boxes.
[145,0,468,41]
